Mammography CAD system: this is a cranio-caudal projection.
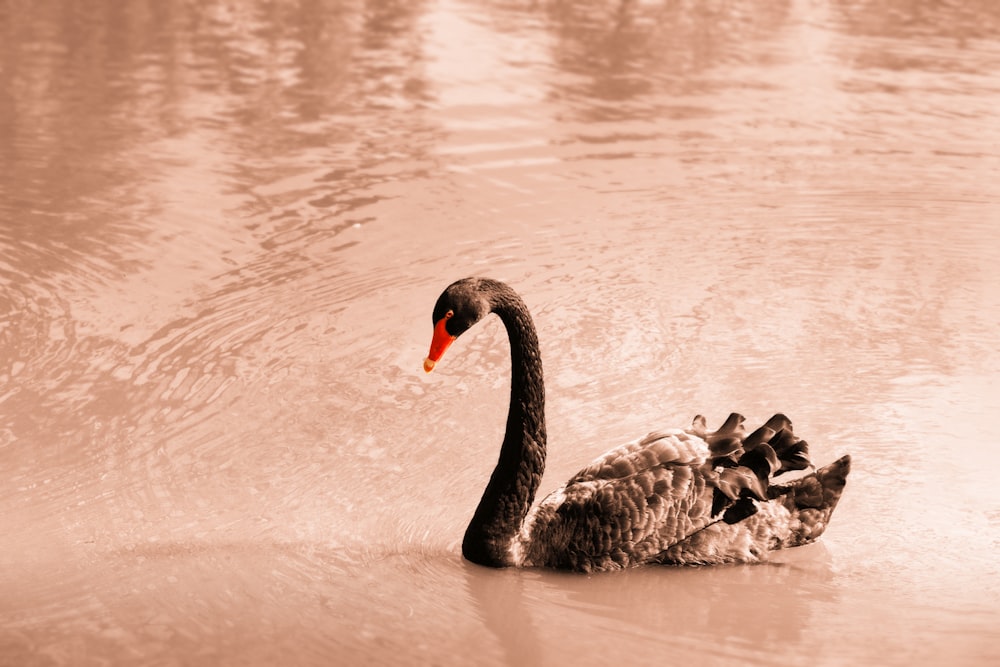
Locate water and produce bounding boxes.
[2,0,999,664]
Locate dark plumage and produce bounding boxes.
[425,277,851,572]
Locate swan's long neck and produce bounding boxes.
[462,284,546,567]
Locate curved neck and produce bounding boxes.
[463,282,546,567]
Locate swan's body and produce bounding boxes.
[425,277,850,572]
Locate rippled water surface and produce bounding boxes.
[2,1,1000,665]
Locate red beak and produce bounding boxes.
[423,316,456,372]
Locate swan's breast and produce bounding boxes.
[510,483,569,566]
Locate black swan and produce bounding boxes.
[424,277,851,572]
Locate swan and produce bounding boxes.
[424,277,850,572]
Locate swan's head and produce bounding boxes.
[424,277,492,372]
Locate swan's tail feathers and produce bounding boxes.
[737,443,779,482]
[690,414,708,437]
[709,444,778,520]
[768,429,812,473]
[696,413,812,473]
[742,425,776,450]
[769,454,852,547]
[693,414,850,545]
[762,413,793,433]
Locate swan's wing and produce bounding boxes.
[657,454,852,565]
[514,414,832,571]
[567,429,709,483]
[517,461,716,571]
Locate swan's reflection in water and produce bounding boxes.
[464,543,836,666]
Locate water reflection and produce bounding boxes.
[540,0,794,111]
[0,0,442,474]
[832,0,1000,41]
[467,544,836,666]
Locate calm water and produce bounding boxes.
[2,0,1000,665]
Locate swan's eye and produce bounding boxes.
[445,310,454,319]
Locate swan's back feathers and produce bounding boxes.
[514,413,851,571]
[568,430,707,483]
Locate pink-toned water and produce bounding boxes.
[2,1,999,665]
